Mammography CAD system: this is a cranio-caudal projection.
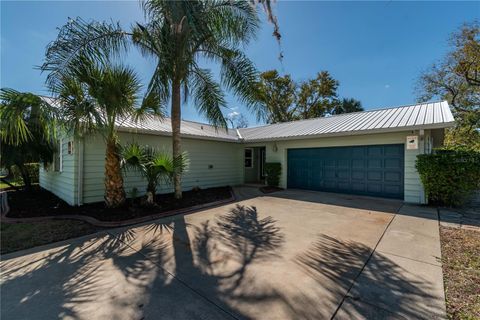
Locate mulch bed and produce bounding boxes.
[440,226,480,320]
[6,186,232,222]
[259,186,283,194]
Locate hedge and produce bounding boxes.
[10,163,40,184]
[265,162,281,187]
[415,149,480,207]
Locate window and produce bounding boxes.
[53,138,63,172]
[244,148,253,168]
[67,141,74,155]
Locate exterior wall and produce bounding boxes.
[244,130,439,204]
[39,133,78,205]
[82,132,243,204]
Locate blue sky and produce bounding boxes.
[1,1,478,126]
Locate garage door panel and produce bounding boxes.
[385,171,402,182]
[384,184,402,195]
[287,144,404,199]
[351,182,366,192]
[368,146,383,156]
[337,182,350,190]
[352,159,365,168]
[368,159,382,168]
[385,158,402,168]
[337,170,350,179]
[385,145,402,156]
[367,171,382,181]
[367,184,382,193]
[351,170,365,180]
[325,170,336,179]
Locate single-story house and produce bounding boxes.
[40,101,455,205]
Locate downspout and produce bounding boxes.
[77,137,84,206]
[419,129,427,204]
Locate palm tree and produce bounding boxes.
[0,89,58,191]
[53,57,162,208]
[41,0,262,199]
[333,98,364,115]
[121,142,188,205]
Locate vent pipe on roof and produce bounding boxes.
[236,128,244,141]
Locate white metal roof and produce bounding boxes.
[44,97,454,142]
[117,116,240,142]
[238,101,454,142]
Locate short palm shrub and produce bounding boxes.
[265,163,281,187]
[416,148,480,207]
[121,143,188,205]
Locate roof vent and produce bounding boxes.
[201,126,204,130]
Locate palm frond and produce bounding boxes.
[120,142,147,173]
[0,88,58,146]
[189,67,227,128]
[205,0,260,46]
[41,17,130,90]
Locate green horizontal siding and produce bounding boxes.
[39,133,77,205]
[82,133,243,204]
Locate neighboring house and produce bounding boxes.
[40,101,454,205]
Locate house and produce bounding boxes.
[40,101,455,205]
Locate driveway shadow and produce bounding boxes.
[285,234,441,319]
[1,202,443,319]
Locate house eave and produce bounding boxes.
[241,122,456,143]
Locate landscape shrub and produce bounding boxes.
[265,162,281,187]
[10,163,40,184]
[416,149,480,207]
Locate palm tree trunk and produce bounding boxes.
[146,181,156,205]
[104,139,125,208]
[172,78,182,199]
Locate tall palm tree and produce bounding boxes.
[332,98,364,115]
[41,0,262,199]
[121,142,188,205]
[53,57,162,208]
[0,89,58,191]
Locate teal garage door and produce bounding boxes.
[287,144,404,199]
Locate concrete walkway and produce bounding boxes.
[0,190,446,319]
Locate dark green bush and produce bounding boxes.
[10,163,40,184]
[265,162,281,187]
[416,149,480,207]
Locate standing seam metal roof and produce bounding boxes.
[45,98,454,142]
[237,101,454,142]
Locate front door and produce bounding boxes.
[259,147,266,180]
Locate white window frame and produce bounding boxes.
[244,148,253,168]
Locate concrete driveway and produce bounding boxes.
[1,189,446,319]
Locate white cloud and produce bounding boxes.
[384,84,391,89]
[227,111,240,118]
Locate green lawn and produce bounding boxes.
[1,221,101,255]
[0,179,23,190]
